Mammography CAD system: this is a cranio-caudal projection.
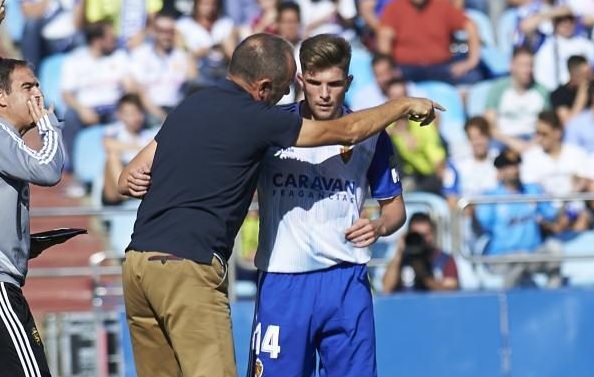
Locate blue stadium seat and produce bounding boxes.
[466,79,494,117]
[414,81,468,156]
[481,46,510,78]
[38,53,66,116]
[346,47,374,108]
[5,0,25,43]
[466,9,496,47]
[72,125,106,187]
[561,230,594,287]
[496,8,519,60]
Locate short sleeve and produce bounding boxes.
[256,104,303,149]
[367,131,402,200]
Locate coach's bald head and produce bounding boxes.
[228,33,296,105]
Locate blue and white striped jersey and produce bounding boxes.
[255,102,402,273]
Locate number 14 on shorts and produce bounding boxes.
[251,323,281,359]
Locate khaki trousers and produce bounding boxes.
[122,250,237,377]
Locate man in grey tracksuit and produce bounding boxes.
[0,58,65,377]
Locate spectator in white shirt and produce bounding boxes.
[61,20,135,171]
[130,10,197,124]
[534,12,594,91]
[521,110,591,231]
[177,0,237,88]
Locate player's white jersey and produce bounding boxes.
[255,102,402,273]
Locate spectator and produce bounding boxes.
[350,53,424,110]
[443,116,498,209]
[357,0,392,49]
[520,111,591,232]
[485,46,550,148]
[382,212,459,292]
[474,149,566,288]
[177,0,238,88]
[277,1,302,48]
[130,10,196,125]
[20,0,84,72]
[350,53,397,110]
[386,78,446,195]
[297,0,357,40]
[521,111,590,196]
[564,85,594,153]
[83,0,164,48]
[275,1,303,105]
[223,0,259,26]
[377,0,483,85]
[102,94,158,206]
[239,0,280,39]
[550,55,593,125]
[61,20,135,174]
[514,0,572,53]
[534,12,594,91]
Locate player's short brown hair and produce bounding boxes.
[299,34,351,76]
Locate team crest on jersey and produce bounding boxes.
[340,146,353,163]
[254,358,264,377]
[31,326,42,346]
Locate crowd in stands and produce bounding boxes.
[4,0,594,291]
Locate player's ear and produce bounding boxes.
[296,73,304,90]
[345,74,353,93]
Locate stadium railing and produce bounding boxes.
[452,193,594,289]
[27,192,594,375]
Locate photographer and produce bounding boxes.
[382,212,459,292]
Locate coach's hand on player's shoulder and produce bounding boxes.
[405,98,445,127]
[126,164,151,198]
[345,217,380,248]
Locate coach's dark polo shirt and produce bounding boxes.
[127,80,302,263]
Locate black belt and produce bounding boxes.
[147,254,184,263]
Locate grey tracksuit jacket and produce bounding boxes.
[0,114,65,287]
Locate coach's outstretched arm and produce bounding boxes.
[294,97,444,147]
[118,98,443,198]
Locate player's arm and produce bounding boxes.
[117,139,156,198]
[382,236,405,294]
[294,97,442,147]
[345,195,406,248]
